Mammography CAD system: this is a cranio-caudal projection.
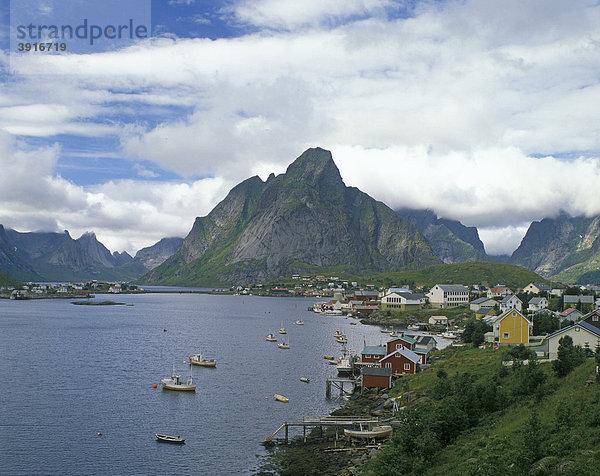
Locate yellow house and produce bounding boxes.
[476,307,495,320]
[486,309,532,344]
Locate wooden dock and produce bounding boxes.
[325,377,356,398]
[263,416,378,444]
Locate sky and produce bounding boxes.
[1,0,600,257]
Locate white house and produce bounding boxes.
[546,321,600,360]
[429,315,449,325]
[487,286,513,298]
[527,297,549,312]
[427,284,469,308]
[523,282,551,294]
[380,292,426,310]
[470,297,498,312]
[500,295,522,313]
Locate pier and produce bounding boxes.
[325,377,357,398]
[263,416,379,444]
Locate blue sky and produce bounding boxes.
[1,0,600,255]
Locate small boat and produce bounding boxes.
[337,357,353,375]
[323,355,334,360]
[333,330,343,338]
[295,320,304,325]
[189,353,216,367]
[442,331,457,339]
[155,434,185,444]
[335,336,347,344]
[389,330,398,337]
[350,322,357,325]
[380,328,390,333]
[274,394,289,403]
[265,333,277,342]
[279,328,287,334]
[278,342,290,349]
[161,364,196,392]
[344,425,393,440]
[328,359,339,365]
[323,309,343,316]
[299,377,310,383]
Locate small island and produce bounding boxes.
[71,300,129,306]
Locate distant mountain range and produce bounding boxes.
[509,212,600,283]
[0,225,183,282]
[3,148,600,285]
[396,208,487,264]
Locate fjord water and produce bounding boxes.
[0,293,392,475]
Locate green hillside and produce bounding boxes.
[552,254,600,284]
[0,268,22,288]
[364,346,600,475]
[365,261,547,290]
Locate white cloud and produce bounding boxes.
[3,0,600,256]
[231,0,392,30]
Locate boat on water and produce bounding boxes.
[323,354,334,360]
[328,359,339,365]
[279,327,287,334]
[189,353,216,367]
[389,330,398,337]
[335,336,348,344]
[441,331,458,339]
[299,377,310,383]
[155,434,185,444]
[278,342,290,349]
[337,356,353,375]
[344,425,393,440]
[265,333,277,342]
[333,330,343,338]
[274,394,289,403]
[295,320,304,325]
[380,328,390,333]
[323,309,343,316]
[407,323,420,331]
[350,322,357,325]
[161,364,196,392]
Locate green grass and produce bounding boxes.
[0,268,22,288]
[363,346,600,475]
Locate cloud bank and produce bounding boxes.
[3,0,600,256]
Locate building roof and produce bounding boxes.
[531,282,551,291]
[501,294,521,304]
[528,297,546,305]
[396,292,426,301]
[362,346,387,355]
[559,308,580,316]
[435,284,469,292]
[361,367,392,376]
[489,286,509,292]
[564,295,594,304]
[388,287,410,294]
[389,335,416,344]
[415,335,436,345]
[472,297,495,304]
[380,347,421,364]
[547,320,600,340]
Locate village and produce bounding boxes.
[298,279,600,392]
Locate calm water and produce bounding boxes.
[0,293,411,475]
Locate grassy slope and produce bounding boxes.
[364,346,600,475]
[0,268,22,288]
[364,261,547,290]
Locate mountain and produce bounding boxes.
[3,228,138,281]
[133,237,183,270]
[0,225,41,281]
[143,147,441,285]
[0,267,22,288]
[510,212,600,282]
[396,208,487,263]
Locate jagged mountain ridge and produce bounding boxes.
[510,212,600,282]
[132,237,184,270]
[144,147,442,285]
[396,208,487,263]
[0,225,41,281]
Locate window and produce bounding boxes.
[404,363,411,370]
[593,315,599,322]
[386,363,391,368]
[503,332,510,339]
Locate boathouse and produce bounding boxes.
[360,366,392,389]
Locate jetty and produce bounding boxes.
[325,377,356,398]
[263,416,379,444]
